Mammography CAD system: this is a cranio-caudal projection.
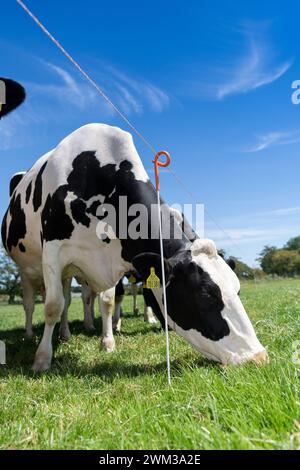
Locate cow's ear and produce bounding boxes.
[227,259,236,271]
[131,252,172,284]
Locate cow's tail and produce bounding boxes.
[0,78,26,119]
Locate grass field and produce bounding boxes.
[0,278,300,450]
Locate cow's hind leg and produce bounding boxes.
[90,291,96,322]
[59,278,72,341]
[112,279,124,332]
[132,284,139,315]
[113,295,123,332]
[99,287,115,352]
[32,255,64,372]
[21,272,35,340]
[81,282,96,332]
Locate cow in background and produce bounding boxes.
[112,276,157,333]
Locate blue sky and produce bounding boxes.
[1,0,300,265]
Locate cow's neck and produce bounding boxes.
[118,180,189,262]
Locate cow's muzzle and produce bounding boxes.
[250,350,268,365]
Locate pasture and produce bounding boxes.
[0,278,299,450]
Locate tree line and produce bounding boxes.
[258,236,300,277]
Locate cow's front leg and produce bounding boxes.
[32,258,64,372]
[99,287,116,352]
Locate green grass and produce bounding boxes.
[0,278,300,450]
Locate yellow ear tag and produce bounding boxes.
[128,274,136,284]
[144,267,161,289]
[0,103,2,111]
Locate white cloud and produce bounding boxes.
[0,113,25,150]
[206,226,300,247]
[245,129,300,152]
[27,62,98,110]
[182,24,292,101]
[107,66,170,114]
[26,61,170,117]
[199,205,300,264]
[216,39,291,100]
[263,206,300,216]
[1,59,171,151]
[0,105,43,151]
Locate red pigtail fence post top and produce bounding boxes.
[153,151,171,191]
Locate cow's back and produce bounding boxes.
[2,123,149,283]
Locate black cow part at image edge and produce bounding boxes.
[0,78,25,118]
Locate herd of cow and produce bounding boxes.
[0,78,267,372]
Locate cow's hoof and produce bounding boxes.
[59,328,71,342]
[145,316,157,324]
[134,308,139,316]
[84,323,96,333]
[101,337,116,353]
[24,331,35,341]
[32,355,52,373]
[113,319,122,333]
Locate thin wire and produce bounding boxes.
[167,166,249,259]
[16,0,249,262]
[16,0,157,155]
[157,190,171,386]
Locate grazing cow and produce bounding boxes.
[0,78,25,118]
[2,123,267,371]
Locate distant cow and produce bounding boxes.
[2,123,267,371]
[112,276,157,333]
[78,277,157,335]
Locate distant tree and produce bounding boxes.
[269,249,300,276]
[0,249,22,303]
[252,268,266,280]
[228,256,254,280]
[258,246,278,274]
[258,244,300,276]
[218,248,227,259]
[218,249,254,279]
[284,236,300,252]
[71,285,81,294]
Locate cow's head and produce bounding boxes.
[132,239,267,366]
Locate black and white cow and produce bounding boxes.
[2,123,267,371]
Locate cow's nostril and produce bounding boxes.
[252,350,268,365]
